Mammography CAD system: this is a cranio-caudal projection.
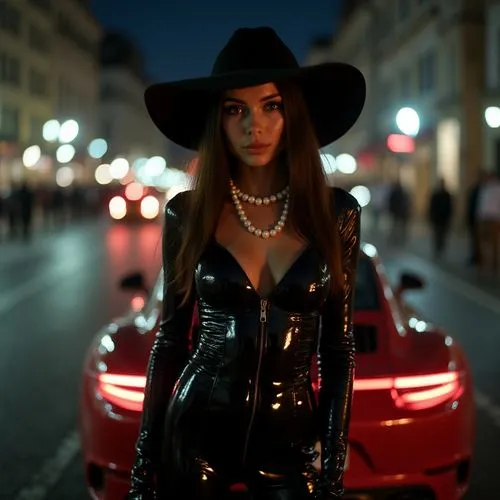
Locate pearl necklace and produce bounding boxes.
[229,179,289,239]
[232,182,289,205]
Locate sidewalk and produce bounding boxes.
[364,215,500,297]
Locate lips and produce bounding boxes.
[243,143,270,152]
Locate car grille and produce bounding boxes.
[354,324,377,353]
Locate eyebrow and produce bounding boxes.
[223,93,281,104]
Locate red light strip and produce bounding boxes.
[98,371,460,392]
[97,371,463,412]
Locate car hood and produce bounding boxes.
[87,309,460,383]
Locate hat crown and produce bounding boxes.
[211,27,299,75]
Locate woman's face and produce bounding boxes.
[221,82,284,168]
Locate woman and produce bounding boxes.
[128,27,365,499]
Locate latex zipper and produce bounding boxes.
[242,298,268,465]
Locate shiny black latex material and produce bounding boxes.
[128,188,360,499]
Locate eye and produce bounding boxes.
[264,100,283,112]
[223,104,245,115]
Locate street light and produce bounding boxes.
[56,166,75,187]
[42,120,61,142]
[396,107,420,137]
[56,144,76,163]
[350,185,371,207]
[37,117,108,187]
[336,153,357,174]
[109,157,130,180]
[485,106,500,128]
[88,138,108,159]
[144,156,167,176]
[22,145,42,168]
[59,119,79,143]
[95,163,113,185]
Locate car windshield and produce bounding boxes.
[148,254,380,313]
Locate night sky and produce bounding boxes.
[90,1,343,83]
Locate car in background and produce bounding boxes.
[79,243,475,500]
[107,183,163,222]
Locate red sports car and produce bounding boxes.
[79,243,475,500]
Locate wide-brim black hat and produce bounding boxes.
[144,27,366,151]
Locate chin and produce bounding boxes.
[241,154,275,168]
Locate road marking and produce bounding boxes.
[13,430,80,500]
[0,240,50,269]
[402,254,500,315]
[0,270,65,316]
[0,253,101,317]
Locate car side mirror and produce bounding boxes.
[119,271,148,293]
[398,271,425,292]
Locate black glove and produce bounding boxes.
[128,443,156,499]
[315,190,361,499]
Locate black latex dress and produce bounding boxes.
[128,187,361,499]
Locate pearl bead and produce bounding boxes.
[228,179,289,239]
[230,179,288,206]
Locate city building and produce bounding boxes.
[483,0,500,174]
[308,0,486,218]
[0,0,102,187]
[99,32,167,163]
[307,1,378,188]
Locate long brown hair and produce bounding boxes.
[175,80,343,304]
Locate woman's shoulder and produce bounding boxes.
[329,186,361,214]
[163,190,193,231]
[164,190,192,221]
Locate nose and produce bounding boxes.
[242,108,263,136]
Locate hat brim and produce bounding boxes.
[144,62,366,151]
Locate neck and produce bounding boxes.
[233,161,287,196]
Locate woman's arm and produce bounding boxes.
[128,192,196,499]
[317,189,361,498]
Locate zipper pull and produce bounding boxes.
[260,298,268,323]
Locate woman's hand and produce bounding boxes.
[127,453,157,499]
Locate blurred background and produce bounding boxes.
[0,0,499,499]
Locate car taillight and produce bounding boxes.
[313,371,464,411]
[97,373,145,412]
[99,371,463,413]
[109,196,127,220]
[390,371,464,410]
[140,196,160,219]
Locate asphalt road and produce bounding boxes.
[0,217,499,499]
[0,218,163,500]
